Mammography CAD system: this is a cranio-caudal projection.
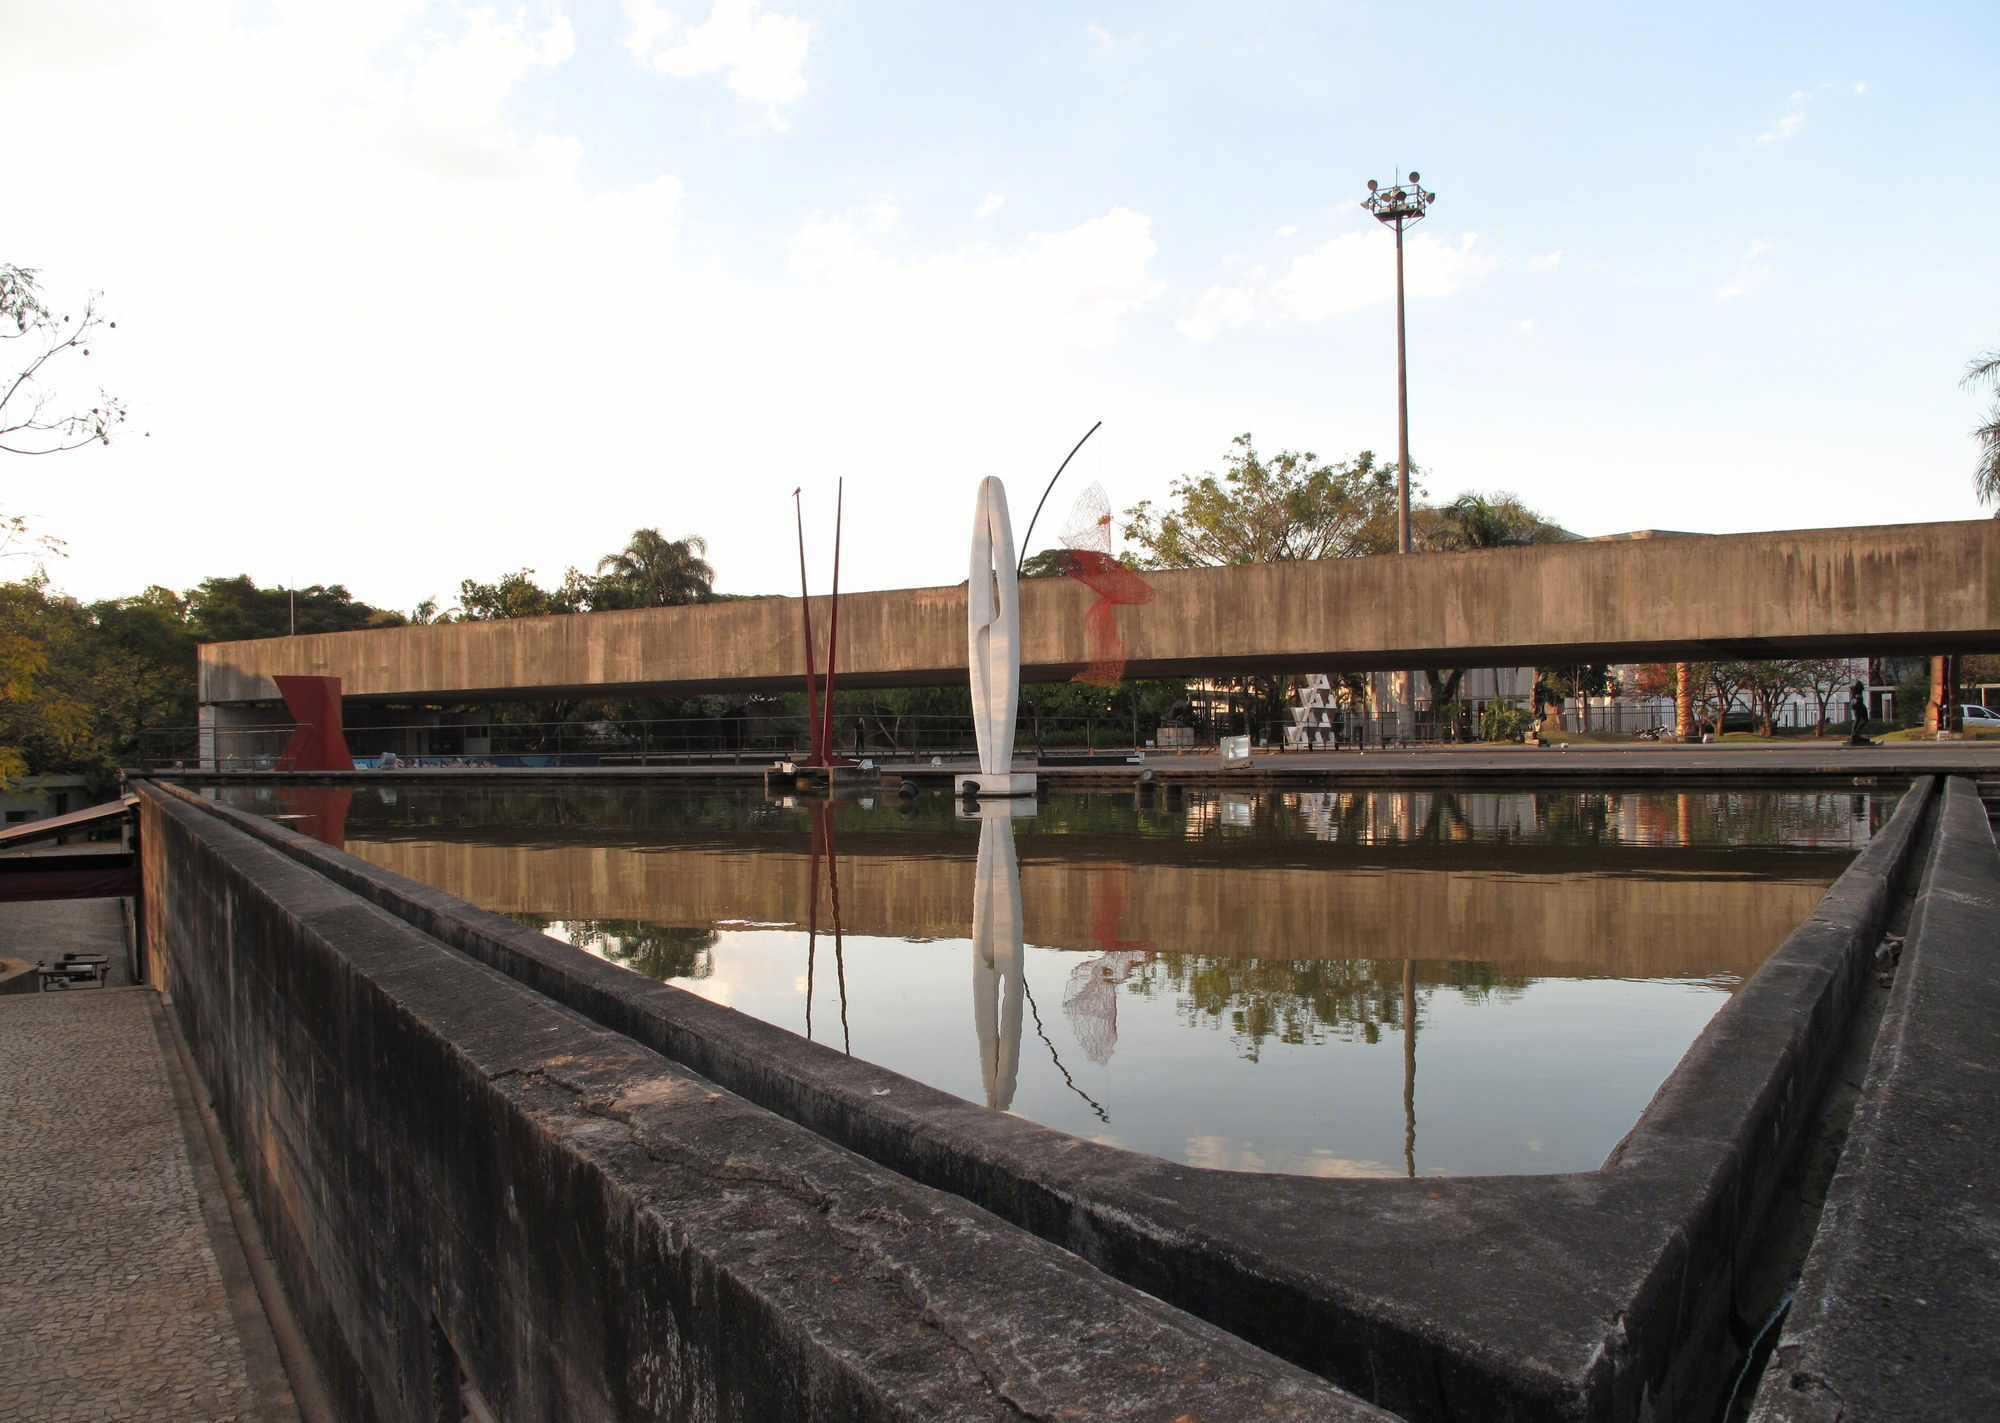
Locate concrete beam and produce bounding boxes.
[198,519,2000,705]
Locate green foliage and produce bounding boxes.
[1966,348,2000,510]
[589,529,714,610]
[1478,695,1533,742]
[1019,547,1073,579]
[188,575,406,642]
[0,575,195,782]
[1122,434,1402,568]
[1417,491,1574,550]
[455,568,592,620]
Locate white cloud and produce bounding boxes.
[1529,249,1562,271]
[623,0,811,123]
[1274,224,1299,239]
[973,191,1006,221]
[1757,90,1808,143]
[1518,318,1535,331]
[1716,240,1775,299]
[1086,23,1115,49]
[790,205,1163,349]
[1854,80,1868,95]
[1178,229,1497,341]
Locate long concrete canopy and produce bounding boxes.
[198,518,2000,705]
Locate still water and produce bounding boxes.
[219,781,1898,1178]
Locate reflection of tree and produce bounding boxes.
[1125,954,1528,1062]
[561,919,717,981]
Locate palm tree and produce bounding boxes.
[593,529,714,609]
[1424,492,1574,550]
[1966,350,2000,509]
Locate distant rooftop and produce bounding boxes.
[1584,529,1706,541]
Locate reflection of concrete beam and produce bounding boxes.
[345,838,1831,981]
[199,519,2000,704]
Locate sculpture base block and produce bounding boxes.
[957,772,1038,799]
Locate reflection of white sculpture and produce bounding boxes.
[965,476,1037,797]
[970,809,1025,1110]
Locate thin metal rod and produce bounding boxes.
[793,490,822,762]
[1017,420,1103,574]
[1395,222,1411,555]
[1402,957,1417,1178]
[826,804,850,1055]
[821,478,844,764]
[804,803,820,1042]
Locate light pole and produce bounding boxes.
[1363,172,1435,554]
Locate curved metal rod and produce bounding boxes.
[1016,420,1102,574]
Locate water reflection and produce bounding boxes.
[217,780,1902,1177]
[969,805,1024,1111]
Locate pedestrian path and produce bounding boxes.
[0,900,288,1423]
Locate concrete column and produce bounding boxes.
[195,703,292,770]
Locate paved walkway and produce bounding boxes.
[0,901,290,1423]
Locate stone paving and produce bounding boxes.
[0,979,262,1422]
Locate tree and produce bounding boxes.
[1122,435,1402,568]
[2,265,126,456]
[1792,658,1857,736]
[1742,660,1802,735]
[590,529,714,610]
[0,575,194,783]
[455,568,591,621]
[188,575,406,642]
[1417,492,1574,550]
[1534,664,1613,733]
[1020,547,1073,579]
[1967,348,2000,509]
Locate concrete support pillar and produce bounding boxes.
[1675,663,1695,741]
[196,703,292,770]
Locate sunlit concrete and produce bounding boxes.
[198,519,2000,705]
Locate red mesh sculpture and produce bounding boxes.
[1056,485,1154,687]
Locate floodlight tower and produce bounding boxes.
[1363,172,1435,554]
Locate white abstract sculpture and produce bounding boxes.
[964,476,1037,797]
[969,809,1025,1110]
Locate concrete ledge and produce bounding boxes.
[137,786,1391,1423]
[1752,777,2000,1422]
[144,777,1939,1420]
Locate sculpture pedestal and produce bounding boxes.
[957,772,1038,799]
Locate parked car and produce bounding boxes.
[1696,709,1760,735]
[1958,704,2000,727]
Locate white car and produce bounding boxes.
[1959,704,2000,727]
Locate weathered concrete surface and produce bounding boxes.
[1751,777,2000,1422]
[166,776,1940,1421]
[135,783,1394,1423]
[0,979,282,1422]
[198,519,2000,703]
[345,831,1834,981]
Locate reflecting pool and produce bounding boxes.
[218,781,1900,1177]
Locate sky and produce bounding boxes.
[4,0,1997,611]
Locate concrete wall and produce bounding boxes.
[199,519,2000,704]
[154,775,1940,1422]
[135,782,1390,1423]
